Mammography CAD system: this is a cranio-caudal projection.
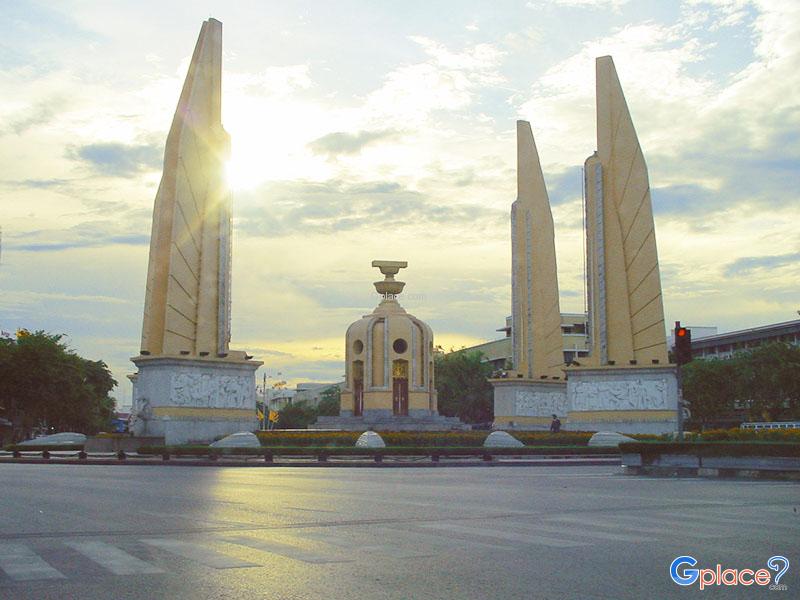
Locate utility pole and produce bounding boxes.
[261,372,267,431]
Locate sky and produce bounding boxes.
[1,0,798,406]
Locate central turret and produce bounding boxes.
[315,260,465,430]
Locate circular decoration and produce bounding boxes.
[353,340,364,354]
[393,338,408,354]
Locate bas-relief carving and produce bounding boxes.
[171,371,252,408]
[571,378,668,411]
[514,390,568,416]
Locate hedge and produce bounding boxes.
[3,444,85,452]
[619,441,800,458]
[695,428,800,443]
[137,445,620,457]
[254,430,631,447]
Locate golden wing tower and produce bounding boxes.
[130,20,261,446]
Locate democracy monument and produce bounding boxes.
[128,19,261,445]
[125,18,676,438]
[492,57,678,434]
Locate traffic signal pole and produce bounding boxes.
[676,361,684,442]
[674,321,692,442]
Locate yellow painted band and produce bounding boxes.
[152,407,256,419]
[567,410,675,422]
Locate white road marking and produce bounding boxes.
[224,536,352,564]
[0,543,65,581]
[660,511,800,530]
[495,520,649,543]
[380,525,516,552]
[419,522,589,548]
[544,514,734,539]
[140,538,258,569]
[63,540,165,575]
[296,530,436,559]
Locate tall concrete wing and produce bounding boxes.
[584,56,668,366]
[140,18,232,357]
[511,121,564,378]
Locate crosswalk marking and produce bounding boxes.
[224,536,353,564]
[63,541,165,575]
[544,514,731,539]
[418,522,590,548]
[379,525,516,551]
[140,538,258,569]
[545,515,686,536]
[489,520,649,544]
[0,543,65,581]
[660,511,799,530]
[296,530,436,559]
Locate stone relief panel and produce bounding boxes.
[170,371,253,408]
[570,378,669,411]
[515,390,568,416]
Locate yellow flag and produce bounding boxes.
[268,410,279,423]
[257,409,264,420]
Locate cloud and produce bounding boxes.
[68,141,162,177]
[230,65,313,97]
[236,178,505,238]
[308,129,402,158]
[1,97,64,136]
[527,0,630,8]
[723,252,800,277]
[364,36,505,126]
[0,178,70,189]
[6,220,149,253]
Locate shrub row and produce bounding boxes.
[254,430,614,447]
[619,441,800,458]
[694,428,800,442]
[3,444,85,452]
[138,445,619,457]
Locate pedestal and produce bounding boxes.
[130,355,262,445]
[566,364,678,434]
[490,379,568,430]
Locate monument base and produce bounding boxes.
[130,355,262,446]
[315,410,468,431]
[490,379,567,430]
[566,364,678,434]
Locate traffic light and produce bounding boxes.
[674,322,692,365]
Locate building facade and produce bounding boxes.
[456,313,590,371]
[685,319,800,360]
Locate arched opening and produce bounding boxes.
[352,360,364,417]
[392,359,409,416]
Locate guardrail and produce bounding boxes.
[0,445,621,466]
[619,442,800,479]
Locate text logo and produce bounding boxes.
[670,555,789,590]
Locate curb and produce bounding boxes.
[0,457,621,468]
[622,465,800,481]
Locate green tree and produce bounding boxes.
[317,386,341,417]
[681,357,740,428]
[737,342,800,421]
[434,348,493,424]
[0,331,117,438]
[276,400,317,429]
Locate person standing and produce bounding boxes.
[549,414,561,433]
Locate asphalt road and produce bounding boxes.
[0,464,797,599]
